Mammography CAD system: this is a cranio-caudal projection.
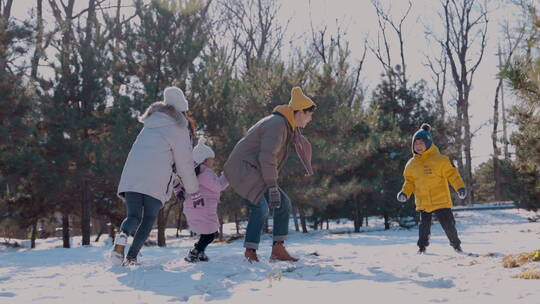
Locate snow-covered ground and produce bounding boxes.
[1,208,539,304]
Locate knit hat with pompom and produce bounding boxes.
[192,136,215,165]
[412,123,433,153]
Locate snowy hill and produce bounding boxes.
[1,208,539,304]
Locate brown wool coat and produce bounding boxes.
[223,113,293,204]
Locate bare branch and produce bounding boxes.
[369,0,411,88]
[348,40,367,108]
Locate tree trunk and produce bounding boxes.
[456,106,465,175]
[326,219,329,230]
[299,205,308,233]
[353,200,362,233]
[81,0,97,247]
[62,213,70,248]
[111,0,123,101]
[384,213,390,230]
[234,213,240,235]
[157,209,166,247]
[81,181,91,246]
[94,215,107,242]
[501,81,510,160]
[292,203,300,232]
[30,219,38,249]
[218,213,224,241]
[492,78,503,201]
[176,202,183,238]
[462,101,474,204]
[108,216,116,240]
[498,45,510,160]
[313,217,318,231]
[30,0,43,80]
[219,223,224,240]
[157,204,171,247]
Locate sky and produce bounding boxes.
[10,0,532,168]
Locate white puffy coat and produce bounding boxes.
[117,102,199,204]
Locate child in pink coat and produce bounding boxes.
[174,137,228,262]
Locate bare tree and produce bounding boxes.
[219,0,286,72]
[424,44,448,122]
[0,0,13,22]
[30,0,44,80]
[491,23,524,201]
[309,23,367,108]
[440,0,488,204]
[369,0,412,90]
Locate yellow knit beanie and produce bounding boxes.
[288,87,316,111]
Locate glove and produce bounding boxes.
[173,182,185,201]
[191,192,205,208]
[396,192,407,203]
[267,186,281,209]
[457,188,467,200]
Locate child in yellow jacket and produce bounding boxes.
[397,123,467,254]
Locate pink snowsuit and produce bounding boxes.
[183,165,229,234]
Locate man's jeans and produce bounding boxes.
[244,188,291,250]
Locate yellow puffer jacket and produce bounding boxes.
[400,145,465,213]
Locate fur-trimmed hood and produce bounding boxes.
[138,101,188,128]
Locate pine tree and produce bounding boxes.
[504,5,540,211]
[0,1,46,248]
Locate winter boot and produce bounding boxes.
[270,241,299,262]
[197,250,209,262]
[185,248,201,263]
[110,232,128,266]
[418,246,426,254]
[244,248,259,263]
[122,256,139,266]
[453,245,463,253]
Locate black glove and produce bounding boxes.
[268,186,281,209]
[457,188,467,199]
[396,191,407,203]
[191,192,205,208]
[173,183,185,201]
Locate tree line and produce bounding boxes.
[0,0,538,248]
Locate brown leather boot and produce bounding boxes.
[244,248,259,263]
[270,241,299,262]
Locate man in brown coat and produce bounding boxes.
[224,87,316,262]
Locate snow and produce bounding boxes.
[1,208,539,304]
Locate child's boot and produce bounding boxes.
[197,250,209,262]
[185,248,201,263]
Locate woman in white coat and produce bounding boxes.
[111,87,203,266]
